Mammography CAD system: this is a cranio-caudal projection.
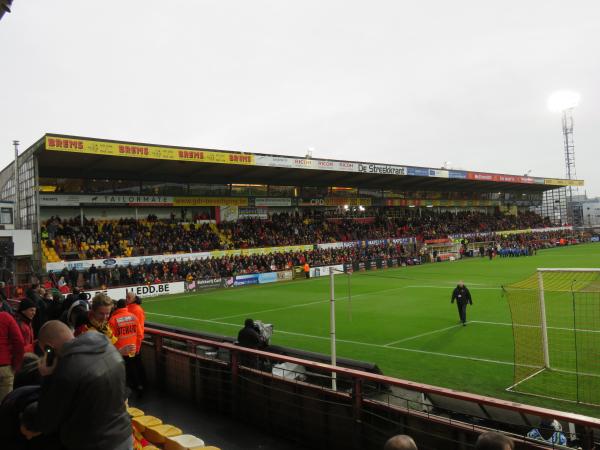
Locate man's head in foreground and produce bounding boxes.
[475,431,514,450]
[383,434,418,450]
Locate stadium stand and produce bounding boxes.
[41,210,553,260]
[0,134,595,449]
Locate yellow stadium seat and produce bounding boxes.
[203,447,222,450]
[144,424,182,444]
[142,446,160,450]
[132,415,162,432]
[164,434,205,450]
[127,407,145,417]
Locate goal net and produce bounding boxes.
[503,268,600,406]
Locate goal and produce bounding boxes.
[503,268,600,405]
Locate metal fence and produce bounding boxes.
[143,325,600,450]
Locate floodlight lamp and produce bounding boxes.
[343,205,349,210]
[547,90,580,113]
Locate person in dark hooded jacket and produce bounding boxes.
[451,281,473,326]
[33,321,131,450]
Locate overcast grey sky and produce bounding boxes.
[1,1,599,195]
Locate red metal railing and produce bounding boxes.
[144,326,600,448]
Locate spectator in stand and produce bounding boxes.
[88,264,98,288]
[0,385,63,450]
[475,431,514,450]
[41,210,557,261]
[527,419,568,446]
[25,285,46,339]
[0,310,24,402]
[13,353,42,389]
[125,292,146,395]
[0,288,13,315]
[108,299,143,397]
[74,293,118,347]
[383,434,418,450]
[33,320,132,450]
[15,298,36,353]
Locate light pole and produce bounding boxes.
[547,90,581,226]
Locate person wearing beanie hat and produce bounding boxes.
[13,352,42,389]
[16,299,36,354]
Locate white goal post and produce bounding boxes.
[537,268,600,370]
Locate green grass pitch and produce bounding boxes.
[143,243,600,416]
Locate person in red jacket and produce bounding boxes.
[0,311,25,402]
[15,298,37,353]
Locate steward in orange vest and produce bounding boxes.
[108,300,142,357]
[110,298,146,396]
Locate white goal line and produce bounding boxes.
[537,268,600,272]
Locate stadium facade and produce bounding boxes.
[0,133,584,274]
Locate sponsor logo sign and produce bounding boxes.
[194,278,223,290]
[254,198,292,207]
[358,163,406,176]
[46,136,254,165]
[84,281,185,300]
[258,272,278,284]
[406,167,430,177]
[448,170,468,179]
[544,178,584,187]
[277,270,293,281]
[300,197,372,207]
[233,274,259,286]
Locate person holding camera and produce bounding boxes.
[237,318,265,349]
[237,319,266,369]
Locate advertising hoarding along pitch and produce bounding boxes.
[45,136,254,165]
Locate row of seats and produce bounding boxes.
[128,406,221,450]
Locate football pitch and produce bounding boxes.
[144,243,600,416]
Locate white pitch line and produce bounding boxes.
[405,285,500,290]
[146,311,523,367]
[472,320,600,334]
[384,324,464,347]
[208,284,413,321]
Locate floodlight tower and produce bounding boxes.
[547,91,581,226]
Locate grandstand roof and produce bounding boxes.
[28,133,583,193]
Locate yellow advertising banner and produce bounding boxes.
[544,178,584,186]
[45,136,254,165]
[206,244,313,259]
[300,197,372,206]
[173,197,248,207]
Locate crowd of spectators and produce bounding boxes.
[41,210,554,260]
[0,285,146,449]
[51,243,417,289]
[46,226,584,291]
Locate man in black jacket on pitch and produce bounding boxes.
[451,281,473,326]
[33,320,131,450]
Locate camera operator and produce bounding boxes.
[237,318,266,350]
[237,319,266,369]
